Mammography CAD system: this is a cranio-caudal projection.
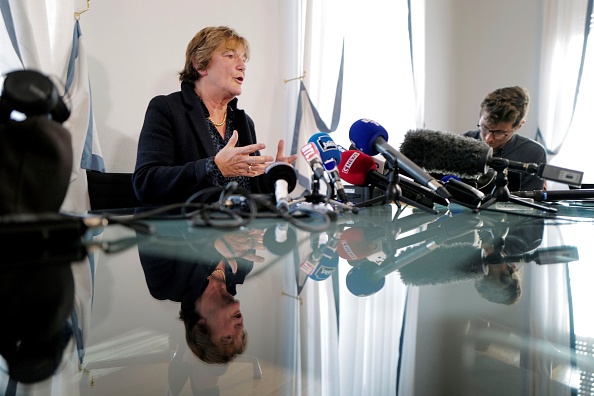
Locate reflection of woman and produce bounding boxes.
[138,233,256,363]
[133,26,297,205]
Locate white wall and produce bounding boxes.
[424,0,542,135]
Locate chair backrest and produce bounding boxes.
[86,170,142,210]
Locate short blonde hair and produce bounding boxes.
[179,26,250,83]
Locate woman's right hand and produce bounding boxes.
[215,130,274,177]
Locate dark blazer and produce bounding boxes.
[133,82,266,204]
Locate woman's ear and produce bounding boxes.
[193,60,207,77]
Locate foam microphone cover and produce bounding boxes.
[338,150,377,186]
[397,243,484,286]
[348,119,389,156]
[264,162,297,193]
[308,132,341,163]
[399,129,492,179]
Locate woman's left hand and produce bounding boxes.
[275,139,299,164]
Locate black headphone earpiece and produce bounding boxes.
[1,69,70,123]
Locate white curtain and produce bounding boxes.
[0,0,104,213]
[537,0,590,157]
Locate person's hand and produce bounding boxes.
[215,130,274,177]
[214,230,266,272]
[275,139,299,164]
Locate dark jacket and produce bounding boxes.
[133,82,266,204]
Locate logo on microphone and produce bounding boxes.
[300,142,319,162]
[341,151,360,174]
[361,118,381,127]
[315,136,338,153]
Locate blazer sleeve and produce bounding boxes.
[133,95,216,204]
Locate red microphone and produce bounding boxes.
[338,150,448,207]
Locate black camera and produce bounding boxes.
[1,69,70,123]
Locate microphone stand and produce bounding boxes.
[356,162,438,214]
[479,165,557,213]
[291,175,359,214]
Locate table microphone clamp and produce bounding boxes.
[291,175,359,214]
[479,163,557,213]
[357,162,438,214]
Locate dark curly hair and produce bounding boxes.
[480,86,530,128]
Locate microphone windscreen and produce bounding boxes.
[348,119,389,156]
[308,132,341,163]
[399,129,492,179]
[338,150,377,186]
[264,162,297,192]
[337,227,379,260]
[397,243,484,286]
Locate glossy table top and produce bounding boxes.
[2,200,594,395]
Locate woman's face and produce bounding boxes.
[197,279,245,350]
[200,43,247,99]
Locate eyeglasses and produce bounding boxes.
[477,123,514,140]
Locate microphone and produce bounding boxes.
[514,189,594,202]
[400,129,584,186]
[308,132,349,202]
[262,222,297,255]
[300,142,327,180]
[264,162,297,212]
[349,119,452,199]
[338,149,448,207]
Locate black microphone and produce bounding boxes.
[514,189,594,202]
[264,162,297,212]
[262,222,297,255]
[400,129,584,186]
[349,119,452,199]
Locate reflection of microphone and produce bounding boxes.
[264,162,297,212]
[400,129,584,186]
[397,243,485,286]
[262,222,297,255]
[514,189,594,202]
[309,133,348,202]
[490,245,579,265]
[346,241,441,296]
[300,142,327,180]
[300,225,344,280]
[349,119,452,199]
[338,149,448,207]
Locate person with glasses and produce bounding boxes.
[464,86,546,192]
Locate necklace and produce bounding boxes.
[208,111,227,127]
[208,269,226,282]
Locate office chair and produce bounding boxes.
[86,170,142,210]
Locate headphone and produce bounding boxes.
[0,69,70,123]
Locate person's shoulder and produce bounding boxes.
[463,130,481,139]
[514,134,545,152]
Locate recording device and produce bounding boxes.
[349,119,452,199]
[400,129,584,187]
[264,162,297,212]
[0,69,70,123]
[1,70,73,215]
[308,132,349,202]
[514,189,594,202]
